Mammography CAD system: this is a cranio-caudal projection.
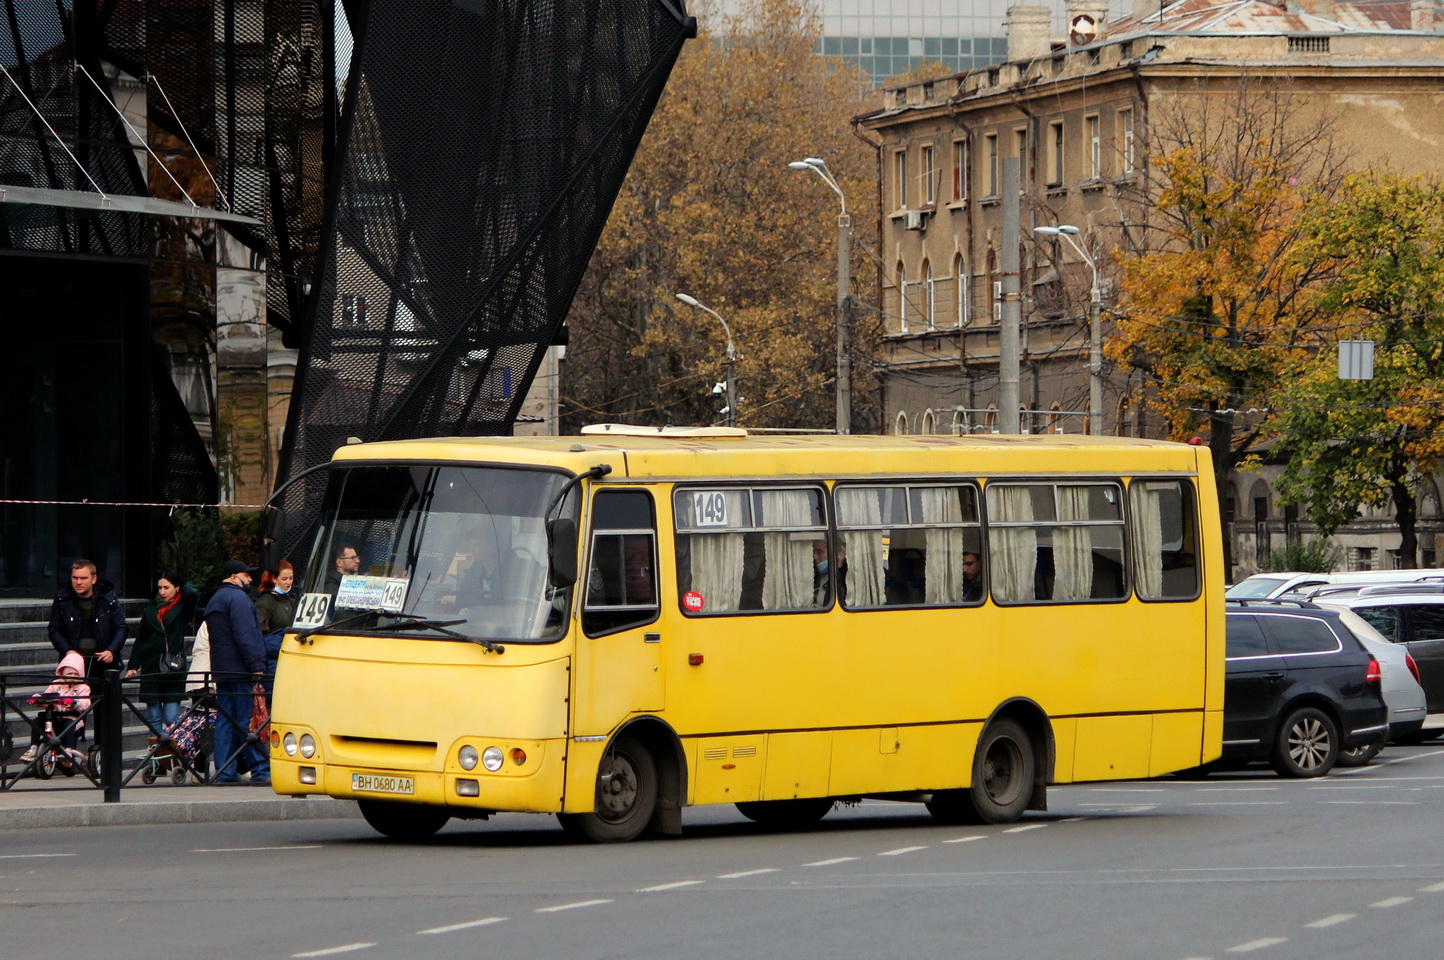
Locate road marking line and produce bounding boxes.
[1004,824,1047,833]
[878,846,927,856]
[192,845,324,853]
[1319,801,1418,806]
[1369,896,1414,908]
[717,868,780,879]
[943,836,985,843]
[803,857,859,867]
[291,944,375,957]
[1304,914,1355,928]
[1418,881,1444,893]
[637,880,705,892]
[1187,802,1290,806]
[0,853,77,860]
[1060,817,1088,822]
[417,918,507,935]
[536,900,613,913]
[1226,937,1288,952]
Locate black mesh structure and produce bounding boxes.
[275,0,693,552]
[1,0,328,595]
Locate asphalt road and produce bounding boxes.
[5,746,1444,960]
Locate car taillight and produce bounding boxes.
[1366,657,1382,684]
[1406,653,1422,685]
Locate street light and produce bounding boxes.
[788,156,851,434]
[675,293,738,428]
[1035,224,1102,436]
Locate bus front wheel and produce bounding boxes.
[927,718,1034,825]
[358,799,450,841]
[735,798,835,827]
[557,737,657,843]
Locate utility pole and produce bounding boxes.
[836,211,852,435]
[999,158,1021,434]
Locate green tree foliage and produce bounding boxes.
[1107,79,1346,568]
[1258,536,1339,574]
[561,0,877,431]
[1271,173,1444,565]
[159,508,226,599]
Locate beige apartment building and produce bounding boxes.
[856,0,1444,573]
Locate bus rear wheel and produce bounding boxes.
[358,799,450,841]
[926,718,1034,825]
[557,736,656,843]
[735,798,834,827]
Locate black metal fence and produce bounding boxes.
[1,669,272,800]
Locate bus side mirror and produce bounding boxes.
[547,517,578,587]
[262,505,287,574]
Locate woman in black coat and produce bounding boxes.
[124,571,197,735]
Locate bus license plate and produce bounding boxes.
[352,773,414,796]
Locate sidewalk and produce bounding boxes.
[0,778,361,830]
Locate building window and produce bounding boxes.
[1014,127,1028,192]
[954,255,969,328]
[1047,120,1064,186]
[952,139,968,202]
[893,149,908,209]
[984,133,999,197]
[341,293,369,327]
[1354,547,1375,571]
[1086,115,1101,180]
[1118,107,1135,175]
[921,144,935,206]
[895,411,910,435]
[1048,402,1064,434]
[922,260,935,329]
[921,409,936,435]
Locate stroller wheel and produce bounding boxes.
[86,745,102,780]
[171,766,187,784]
[36,749,57,780]
[142,767,157,784]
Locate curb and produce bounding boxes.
[0,796,362,830]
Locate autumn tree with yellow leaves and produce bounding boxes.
[560,0,876,431]
[1107,79,1347,568]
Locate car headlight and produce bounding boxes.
[299,734,317,759]
[283,732,298,757]
[482,746,504,772]
[458,745,479,771]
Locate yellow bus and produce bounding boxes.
[269,427,1224,841]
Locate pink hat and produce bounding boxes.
[57,651,85,677]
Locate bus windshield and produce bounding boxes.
[300,464,576,642]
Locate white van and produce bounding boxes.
[1227,569,1444,601]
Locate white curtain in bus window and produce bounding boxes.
[918,487,968,604]
[757,489,815,610]
[1053,486,1094,600]
[1129,480,1199,599]
[835,487,886,608]
[988,485,1039,603]
[676,489,749,613]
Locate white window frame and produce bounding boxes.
[1119,108,1135,175]
[1047,121,1064,186]
[1086,114,1101,180]
[952,139,968,202]
[1014,127,1028,193]
[893,149,908,210]
[921,144,936,206]
[955,261,970,328]
[984,134,999,197]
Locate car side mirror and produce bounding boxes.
[547,518,578,587]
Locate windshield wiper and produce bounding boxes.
[385,617,506,654]
[294,611,378,644]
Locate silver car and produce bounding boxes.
[1317,603,1427,764]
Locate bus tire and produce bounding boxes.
[1269,706,1338,778]
[735,798,834,827]
[558,736,657,843]
[929,718,1034,825]
[358,799,450,841]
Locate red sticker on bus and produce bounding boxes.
[683,591,705,612]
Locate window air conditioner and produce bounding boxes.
[904,210,925,231]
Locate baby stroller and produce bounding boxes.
[168,693,215,784]
[25,692,87,780]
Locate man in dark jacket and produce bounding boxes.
[203,559,270,784]
[48,559,128,670]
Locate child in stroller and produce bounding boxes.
[19,652,90,778]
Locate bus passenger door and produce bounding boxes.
[572,489,664,737]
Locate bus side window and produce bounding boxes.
[1130,479,1201,601]
[583,490,659,636]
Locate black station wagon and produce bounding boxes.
[1219,600,1389,777]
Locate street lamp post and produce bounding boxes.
[675,293,737,428]
[1035,224,1102,436]
[789,157,851,434]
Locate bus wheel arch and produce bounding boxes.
[988,698,1054,813]
[559,717,684,842]
[616,716,686,837]
[927,700,1052,826]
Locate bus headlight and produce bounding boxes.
[458,745,479,771]
[299,734,317,759]
[283,733,298,757]
[482,747,504,772]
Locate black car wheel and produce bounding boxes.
[1270,706,1339,778]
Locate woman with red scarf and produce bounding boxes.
[124,571,198,735]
